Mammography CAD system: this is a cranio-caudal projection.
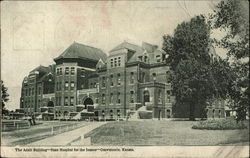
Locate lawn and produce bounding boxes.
[85,120,249,146]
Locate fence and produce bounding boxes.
[49,123,85,136]
[2,120,30,131]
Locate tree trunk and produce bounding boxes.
[189,102,195,121]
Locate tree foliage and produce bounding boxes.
[1,80,9,109]
[163,15,232,120]
[210,0,249,120]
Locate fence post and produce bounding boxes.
[51,126,54,135]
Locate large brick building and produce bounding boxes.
[20,41,225,120]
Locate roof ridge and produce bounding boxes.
[74,42,103,52]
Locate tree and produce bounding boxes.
[1,80,9,110]
[163,15,213,120]
[210,0,249,120]
[163,15,232,120]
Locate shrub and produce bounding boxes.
[138,111,152,119]
[192,118,247,130]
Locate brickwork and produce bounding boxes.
[20,41,224,120]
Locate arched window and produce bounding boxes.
[144,90,150,102]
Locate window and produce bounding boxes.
[130,72,134,84]
[114,58,117,67]
[138,56,143,61]
[59,82,61,90]
[65,81,69,90]
[117,92,121,104]
[59,96,62,106]
[110,75,114,86]
[167,90,171,102]
[71,67,75,75]
[110,93,113,104]
[144,90,150,102]
[38,99,41,107]
[64,97,69,106]
[28,88,31,96]
[56,68,59,75]
[110,57,121,68]
[130,91,134,103]
[102,94,106,104]
[117,109,120,117]
[152,73,156,81]
[59,68,62,75]
[144,56,148,62]
[70,97,74,106]
[141,72,146,83]
[110,58,114,67]
[70,81,75,89]
[118,57,121,66]
[167,90,171,95]
[25,89,28,96]
[65,67,69,75]
[102,77,106,87]
[81,69,85,77]
[158,89,162,104]
[38,87,41,95]
[117,73,121,86]
[156,55,161,62]
[90,83,93,88]
[166,71,170,83]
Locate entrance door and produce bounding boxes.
[83,98,94,109]
[143,90,150,106]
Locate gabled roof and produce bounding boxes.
[30,65,50,74]
[142,42,158,53]
[37,72,54,83]
[109,41,144,54]
[54,42,107,62]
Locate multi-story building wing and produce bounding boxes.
[94,41,175,120]
[20,65,55,115]
[53,42,107,118]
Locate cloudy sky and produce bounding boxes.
[1,1,224,110]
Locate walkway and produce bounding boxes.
[28,122,106,146]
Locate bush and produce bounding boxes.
[192,118,247,130]
[138,111,152,119]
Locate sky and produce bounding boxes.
[1,1,225,110]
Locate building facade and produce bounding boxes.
[20,41,225,120]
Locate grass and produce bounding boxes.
[85,120,249,146]
[192,118,248,130]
